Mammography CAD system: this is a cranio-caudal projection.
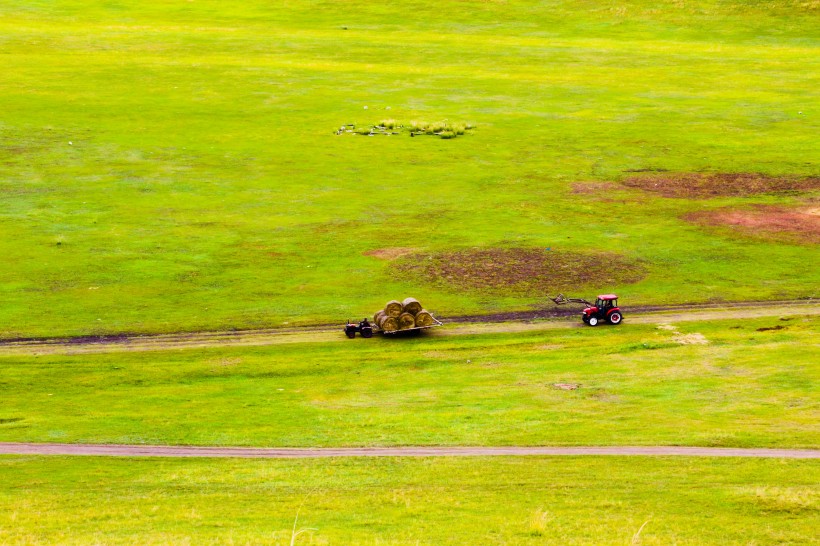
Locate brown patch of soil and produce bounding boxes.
[623,173,820,198]
[363,247,417,260]
[673,333,709,345]
[214,357,243,367]
[398,248,646,296]
[685,205,820,244]
[571,182,615,194]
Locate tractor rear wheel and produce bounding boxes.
[609,312,622,325]
[588,316,598,326]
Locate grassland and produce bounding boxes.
[2,2,818,544]
[1,455,817,545]
[1,316,816,448]
[1,0,819,339]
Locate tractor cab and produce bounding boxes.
[595,295,618,310]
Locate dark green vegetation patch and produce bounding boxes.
[401,248,643,295]
[336,119,474,138]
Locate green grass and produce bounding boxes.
[0,455,817,545]
[2,4,818,541]
[1,0,819,338]
[2,317,817,447]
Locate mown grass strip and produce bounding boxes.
[1,318,816,448]
[0,455,817,545]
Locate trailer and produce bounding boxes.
[378,316,443,335]
[343,316,443,338]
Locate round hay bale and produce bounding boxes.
[402,297,422,315]
[374,310,386,323]
[414,310,434,327]
[384,300,403,317]
[377,315,398,332]
[397,312,416,330]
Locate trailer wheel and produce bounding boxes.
[588,316,598,327]
[609,312,622,325]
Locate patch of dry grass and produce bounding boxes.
[399,248,646,296]
[622,173,820,198]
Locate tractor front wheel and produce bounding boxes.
[588,316,598,326]
[609,312,622,325]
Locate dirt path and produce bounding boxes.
[1,443,817,459]
[0,300,816,356]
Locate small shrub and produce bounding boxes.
[337,119,473,138]
[527,508,550,536]
[429,121,446,133]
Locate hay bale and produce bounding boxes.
[414,310,434,327]
[397,312,416,330]
[384,300,403,317]
[402,297,422,315]
[377,314,398,332]
[374,310,386,323]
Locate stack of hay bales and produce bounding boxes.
[374,297,434,332]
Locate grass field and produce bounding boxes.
[3,2,819,543]
[2,0,819,338]
[1,455,818,545]
[2,317,817,448]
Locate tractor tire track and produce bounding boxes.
[1,443,818,459]
[0,300,816,356]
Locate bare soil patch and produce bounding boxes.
[757,325,786,332]
[398,248,646,296]
[673,333,709,345]
[363,247,417,260]
[571,182,615,194]
[623,173,820,198]
[684,205,820,244]
[536,344,564,351]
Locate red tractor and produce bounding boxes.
[343,318,374,339]
[552,294,623,326]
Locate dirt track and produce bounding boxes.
[0,300,816,355]
[1,443,818,459]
